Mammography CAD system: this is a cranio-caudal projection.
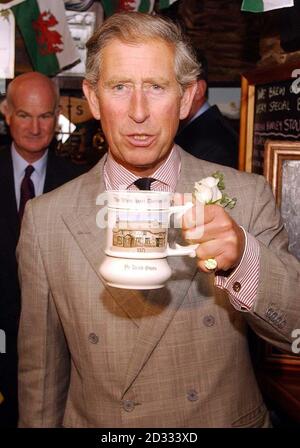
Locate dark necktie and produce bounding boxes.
[134,177,156,190]
[19,165,35,221]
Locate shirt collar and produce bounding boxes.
[104,145,181,192]
[187,100,210,126]
[11,144,48,179]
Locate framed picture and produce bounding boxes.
[239,60,300,174]
[263,140,300,368]
[252,141,300,423]
[264,140,300,262]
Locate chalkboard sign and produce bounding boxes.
[239,60,300,173]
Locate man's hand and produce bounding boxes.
[182,203,245,273]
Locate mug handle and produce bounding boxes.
[166,243,198,257]
[167,202,198,258]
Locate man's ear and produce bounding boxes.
[82,80,101,120]
[0,100,11,125]
[179,81,198,120]
[195,79,207,101]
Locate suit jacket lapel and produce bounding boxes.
[44,144,60,193]
[61,159,148,326]
[61,159,107,277]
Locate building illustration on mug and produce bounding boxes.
[112,220,166,249]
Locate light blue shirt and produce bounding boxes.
[11,145,48,210]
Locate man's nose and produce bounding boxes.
[128,89,150,123]
[30,117,41,135]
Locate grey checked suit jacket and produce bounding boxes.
[17,147,300,427]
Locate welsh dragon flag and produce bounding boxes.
[101,0,178,16]
[241,0,294,12]
[11,0,80,75]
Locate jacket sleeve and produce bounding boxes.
[244,175,300,353]
[17,201,70,427]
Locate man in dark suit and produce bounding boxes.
[175,50,239,168]
[0,72,88,427]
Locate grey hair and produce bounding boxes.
[85,12,201,92]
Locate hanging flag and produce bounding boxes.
[0,8,16,79]
[101,1,155,16]
[11,0,80,76]
[0,2,25,80]
[0,0,26,9]
[241,0,294,12]
[101,0,178,16]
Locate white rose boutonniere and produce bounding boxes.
[193,171,237,270]
[194,171,237,209]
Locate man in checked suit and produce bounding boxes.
[17,13,300,428]
[0,72,88,427]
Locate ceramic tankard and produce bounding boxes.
[99,190,198,289]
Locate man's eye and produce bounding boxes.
[151,84,164,92]
[114,84,125,91]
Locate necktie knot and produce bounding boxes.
[25,165,34,178]
[134,177,156,190]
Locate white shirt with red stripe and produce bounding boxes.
[103,146,260,311]
[104,145,180,192]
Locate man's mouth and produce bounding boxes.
[133,135,149,140]
[126,134,156,146]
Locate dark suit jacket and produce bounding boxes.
[0,143,89,427]
[175,105,239,168]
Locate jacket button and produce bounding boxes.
[233,282,241,292]
[122,400,135,412]
[187,389,199,401]
[88,333,99,344]
[203,315,215,327]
